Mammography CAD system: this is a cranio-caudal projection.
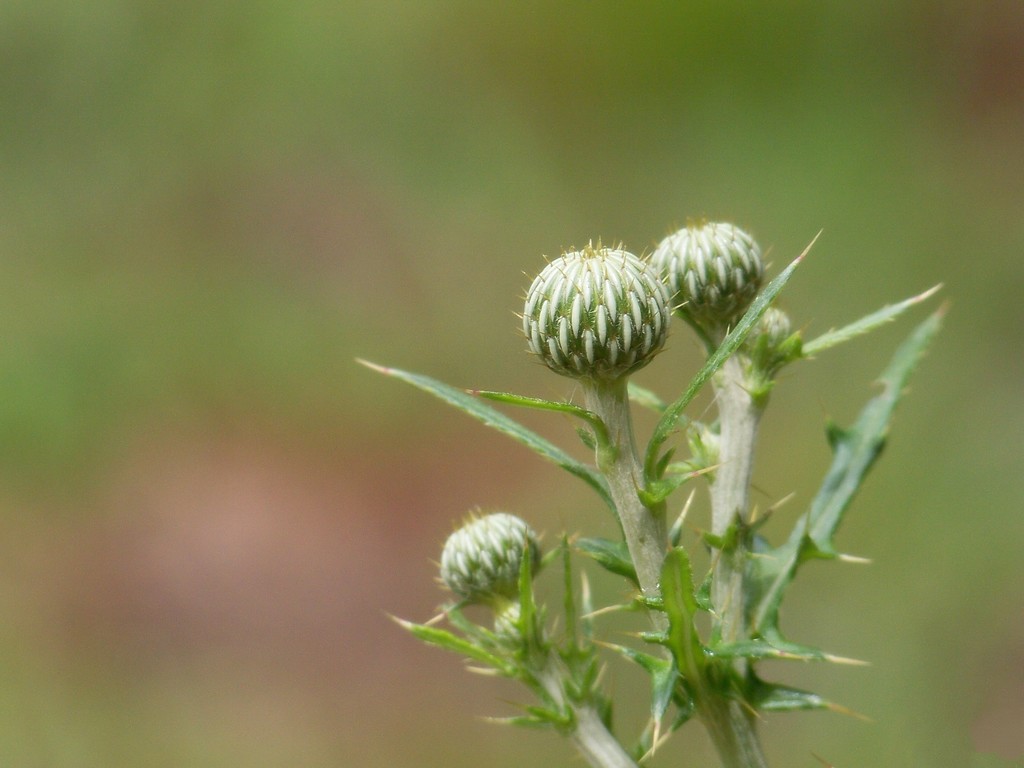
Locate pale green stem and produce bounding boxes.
[703,346,769,768]
[535,655,639,768]
[573,707,639,768]
[567,377,668,766]
[709,352,763,644]
[698,695,769,768]
[581,378,668,607]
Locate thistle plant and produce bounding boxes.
[361,221,942,767]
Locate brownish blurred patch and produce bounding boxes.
[2,420,540,761]
[970,616,1024,760]
[25,416,534,678]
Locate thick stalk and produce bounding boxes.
[581,378,667,604]
[704,347,769,767]
[709,353,763,644]
[698,696,769,768]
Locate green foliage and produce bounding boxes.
[574,537,638,587]
[660,547,705,682]
[746,677,846,714]
[472,390,611,449]
[357,361,613,511]
[397,618,515,674]
[626,382,668,413]
[801,285,941,357]
[747,309,944,639]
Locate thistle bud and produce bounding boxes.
[746,306,800,376]
[751,307,792,350]
[522,243,671,381]
[650,222,764,328]
[687,420,720,474]
[439,513,540,603]
[492,602,523,641]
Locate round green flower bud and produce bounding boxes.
[522,243,671,381]
[650,222,764,327]
[439,512,540,603]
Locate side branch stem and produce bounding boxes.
[535,656,638,768]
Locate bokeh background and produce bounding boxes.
[1,1,1021,766]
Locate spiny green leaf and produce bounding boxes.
[574,537,638,587]
[358,361,613,511]
[627,381,668,413]
[487,714,555,729]
[710,637,835,662]
[804,307,943,552]
[523,704,574,729]
[694,571,713,612]
[602,644,663,675]
[802,285,941,357]
[396,618,514,673]
[639,630,668,646]
[702,521,740,552]
[667,694,697,730]
[759,629,868,666]
[633,692,695,761]
[655,447,676,478]
[562,654,603,704]
[444,605,497,645]
[748,677,846,714]
[652,663,680,729]
[605,644,677,727]
[661,548,705,679]
[491,698,573,730]
[638,477,684,507]
[576,426,597,450]
[472,390,610,448]
[748,309,943,636]
[516,541,545,655]
[644,248,807,484]
[559,539,601,683]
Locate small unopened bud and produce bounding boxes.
[522,243,671,381]
[492,602,522,641]
[745,306,800,377]
[440,513,540,603]
[650,222,764,328]
[687,421,720,474]
[752,307,792,349]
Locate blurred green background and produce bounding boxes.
[1,1,1021,766]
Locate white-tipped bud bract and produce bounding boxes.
[440,512,539,603]
[522,243,671,381]
[650,222,764,327]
